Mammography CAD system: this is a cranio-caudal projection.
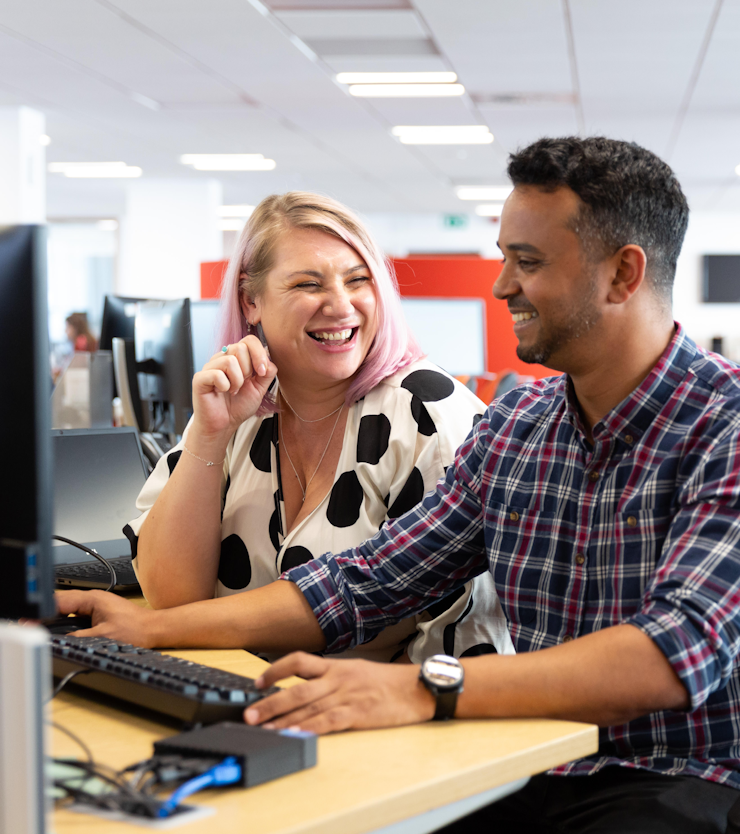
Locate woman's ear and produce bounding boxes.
[240,292,260,326]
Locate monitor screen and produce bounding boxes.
[190,299,220,374]
[99,295,145,350]
[0,226,55,619]
[51,428,148,564]
[135,298,194,435]
[400,298,486,377]
[703,255,740,303]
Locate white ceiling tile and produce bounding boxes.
[275,10,426,39]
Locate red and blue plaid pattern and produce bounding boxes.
[286,326,740,788]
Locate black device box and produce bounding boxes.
[153,722,317,788]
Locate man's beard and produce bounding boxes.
[516,277,601,367]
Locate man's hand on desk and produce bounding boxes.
[55,590,158,647]
[246,652,436,734]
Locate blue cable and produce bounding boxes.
[157,757,242,818]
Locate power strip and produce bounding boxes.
[0,622,50,834]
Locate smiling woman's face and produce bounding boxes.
[243,226,378,392]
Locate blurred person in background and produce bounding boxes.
[65,312,98,352]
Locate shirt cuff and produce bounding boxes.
[629,604,724,711]
[280,555,358,654]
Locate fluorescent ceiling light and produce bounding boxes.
[218,205,256,217]
[350,84,464,98]
[47,161,142,178]
[39,134,51,146]
[337,72,457,84]
[457,186,512,201]
[475,203,505,217]
[391,125,493,145]
[219,218,246,231]
[181,154,276,171]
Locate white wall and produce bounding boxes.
[673,212,740,359]
[118,179,223,300]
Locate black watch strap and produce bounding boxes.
[432,688,459,721]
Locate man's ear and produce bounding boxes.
[607,244,647,305]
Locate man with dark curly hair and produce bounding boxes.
[60,137,740,832]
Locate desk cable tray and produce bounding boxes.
[51,635,280,725]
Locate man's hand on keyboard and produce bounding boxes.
[243,652,436,735]
[55,590,158,648]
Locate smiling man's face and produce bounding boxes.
[493,185,605,372]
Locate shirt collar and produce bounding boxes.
[563,324,697,446]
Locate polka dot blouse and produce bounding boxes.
[127,360,514,663]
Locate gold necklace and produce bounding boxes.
[278,385,344,423]
[279,403,344,502]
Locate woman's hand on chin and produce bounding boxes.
[54,590,159,648]
[191,335,278,442]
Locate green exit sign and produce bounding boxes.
[443,214,469,228]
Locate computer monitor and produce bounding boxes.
[0,225,55,619]
[99,295,146,350]
[400,298,486,377]
[190,299,221,374]
[135,298,194,435]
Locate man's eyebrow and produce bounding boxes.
[496,242,545,255]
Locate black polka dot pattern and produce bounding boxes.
[281,546,314,571]
[327,470,364,528]
[423,586,465,620]
[122,524,138,558]
[166,450,182,475]
[388,467,425,519]
[249,416,274,473]
[460,643,498,657]
[218,534,252,589]
[269,490,281,551]
[221,474,231,521]
[410,396,436,436]
[401,370,455,402]
[356,414,391,464]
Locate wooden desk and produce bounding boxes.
[52,649,598,834]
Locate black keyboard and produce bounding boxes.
[51,634,280,725]
[55,556,139,591]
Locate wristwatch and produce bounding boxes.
[419,654,465,721]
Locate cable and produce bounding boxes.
[53,534,117,591]
[50,668,91,700]
[50,721,94,764]
[157,757,242,818]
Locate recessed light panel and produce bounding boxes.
[350,83,463,97]
[180,154,276,171]
[337,71,456,84]
[391,126,493,145]
[457,186,512,201]
[48,162,142,178]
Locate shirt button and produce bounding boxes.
[589,470,600,482]
[625,434,634,444]
[562,635,573,643]
[510,511,520,521]
[627,516,637,528]
[575,553,585,566]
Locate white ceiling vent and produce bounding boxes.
[471,93,577,107]
[264,1,413,9]
[306,38,437,56]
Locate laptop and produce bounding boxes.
[52,427,148,592]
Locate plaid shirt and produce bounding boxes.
[285,326,740,788]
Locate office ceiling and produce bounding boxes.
[1,0,738,218]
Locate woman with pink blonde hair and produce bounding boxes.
[126,192,511,663]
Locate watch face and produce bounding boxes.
[424,656,463,690]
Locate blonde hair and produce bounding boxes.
[218,192,422,410]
